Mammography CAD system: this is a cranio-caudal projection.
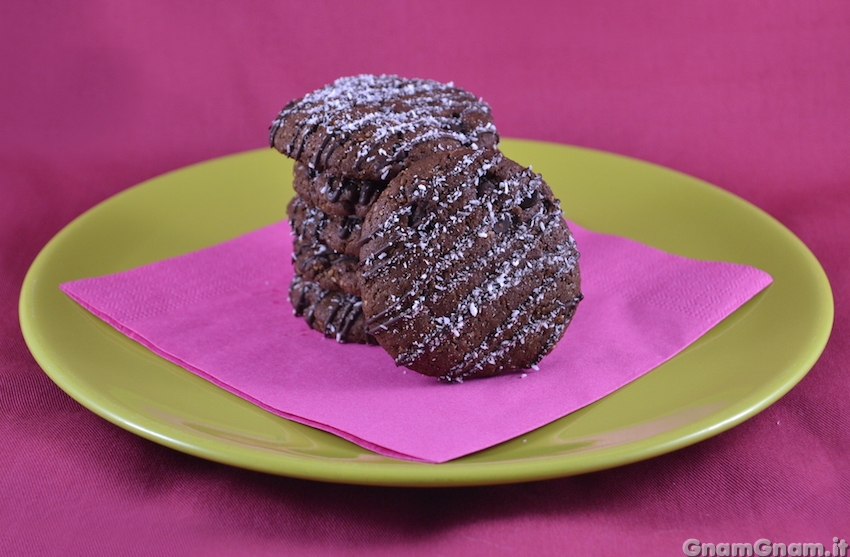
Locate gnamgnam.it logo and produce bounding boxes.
[682,538,848,557]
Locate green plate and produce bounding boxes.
[19,139,833,487]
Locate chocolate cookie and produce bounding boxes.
[358,148,582,381]
[270,74,499,181]
[289,275,375,344]
[288,195,364,257]
[288,196,361,296]
[292,162,387,218]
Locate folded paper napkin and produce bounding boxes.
[60,221,772,463]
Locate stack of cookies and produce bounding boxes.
[270,75,582,381]
[270,75,499,346]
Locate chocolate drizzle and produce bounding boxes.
[357,148,582,380]
[339,216,362,240]
[270,74,499,181]
[292,163,389,219]
[289,276,376,345]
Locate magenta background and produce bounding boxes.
[2,1,847,555]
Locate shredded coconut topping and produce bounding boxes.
[270,75,498,179]
[360,148,581,379]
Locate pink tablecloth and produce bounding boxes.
[2,2,847,555]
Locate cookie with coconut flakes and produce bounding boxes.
[288,196,361,297]
[289,275,376,345]
[292,162,388,219]
[357,148,582,381]
[270,74,499,181]
[288,194,365,258]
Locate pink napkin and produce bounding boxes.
[60,221,772,463]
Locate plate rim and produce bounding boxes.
[19,139,834,487]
